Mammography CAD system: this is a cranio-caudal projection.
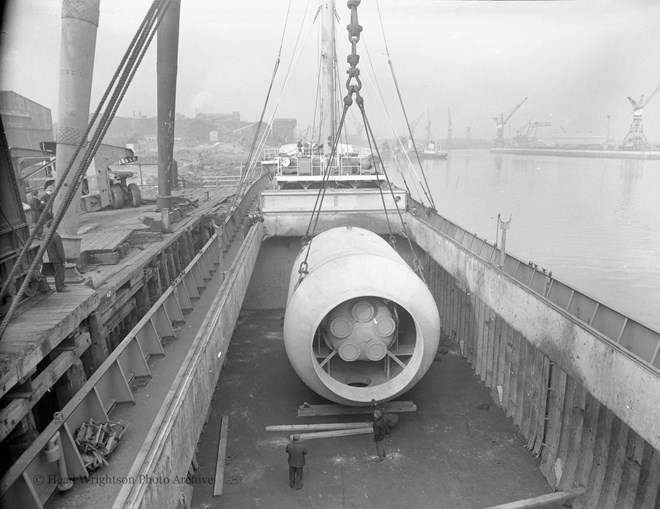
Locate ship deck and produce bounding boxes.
[0,187,235,401]
[190,309,563,509]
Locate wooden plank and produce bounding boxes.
[600,419,628,509]
[507,331,522,420]
[616,432,645,509]
[298,401,416,417]
[466,292,475,364]
[559,384,587,490]
[213,415,229,497]
[552,376,577,488]
[520,340,535,439]
[0,353,76,441]
[527,349,547,453]
[501,322,513,408]
[293,427,372,441]
[491,314,502,397]
[266,422,372,432]
[475,298,485,378]
[483,488,586,509]
[81,229,133,253]
[495,316,507,403]
[639,446,660,509]
[485,308,495,387]
[539,366,568,481]
[574,391,600,489]
[533,356,552,457]
[584,403,614,505]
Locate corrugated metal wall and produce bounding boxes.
[426,258,660,508]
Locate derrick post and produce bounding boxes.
[320,0,336,156]
[157,0,181,233]
[54,0,100,261]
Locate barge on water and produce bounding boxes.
[490,147,660,160]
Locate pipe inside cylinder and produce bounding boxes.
[313,296,417,387]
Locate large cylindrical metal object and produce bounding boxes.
[283,227,440,406]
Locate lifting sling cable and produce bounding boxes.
[295,103,351,282]
[359,38,429,205]
[359,104,427,283]
[0,0,170,338]
[360,113,395,244]
[0,0,164,308]
[303,104,351,244]
[298,0,407,279]
[229,0,296,211]
[375,0,435,211]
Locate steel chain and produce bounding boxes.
[344,0,363,108]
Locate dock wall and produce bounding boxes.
[408,212,660,508]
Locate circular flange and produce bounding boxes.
[365,340,387,361]
[352,300,374,322]
[338,342,360,362]
[330,317,352,338]
[376,316,396,337]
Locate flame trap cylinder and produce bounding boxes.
[283,226,440,406]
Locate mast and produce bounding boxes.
[157,0,181,232]
[320,0,336,154]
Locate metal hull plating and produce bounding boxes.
[283,227,440,405]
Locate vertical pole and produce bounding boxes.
[54,0,100,260]
[320,0,336,156]
[498,215,511,269]
[157,0,181,233]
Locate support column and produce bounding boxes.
[81,312,108,376]
[156,0,181,233]
[54,0,100,260]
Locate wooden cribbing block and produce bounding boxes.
[483,487,585,509]
[266,422,371,432]
[291,427,373,441]
[213,415,229,497]
[297,400,416,417]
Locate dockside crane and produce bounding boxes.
[494,97,528,147]
[513,119,551,147]
[622,82,660,150]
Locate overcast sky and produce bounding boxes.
[1,0,659,142]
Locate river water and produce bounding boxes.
[388,150,660,333]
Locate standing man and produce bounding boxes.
[373,409,387,461]
[45,221,67,292]
[285,434,308,490]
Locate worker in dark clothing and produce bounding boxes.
[45,222,67,292]
[27,191,43,216]
[371,400,398,436]
[285,434,308,490]
[373,409,387,461]
[27,191,45,237]
[40,185,54,223]
[383,412,398,435]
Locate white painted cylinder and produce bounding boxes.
[283,226,440,406]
